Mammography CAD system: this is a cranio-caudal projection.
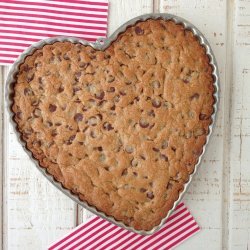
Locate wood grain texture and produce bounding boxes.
[159,0,228,249]
[1,0,250,249]
[229,0,250,249]
[0,67,4,250]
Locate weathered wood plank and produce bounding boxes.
[229,0,250,249]
[159,1,228,249]
[0,66,4,250]
[3,66,77,249]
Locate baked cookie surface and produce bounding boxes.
[12,19,214,231]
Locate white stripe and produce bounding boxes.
[139,219,196,250]
[0,2,108,10]
[1,33,99,39]
[1,2,107,15]
[0,14,108,27]
[1,21,107,32]
[164,226,200,249]
[127,214,193,250]
[0,27,106,35]
[0,9,108,21]
[0,51,21,55]
[57,220,111,249]
[0,39,34,44]
[0,45,27,50]
[0,56,15,61]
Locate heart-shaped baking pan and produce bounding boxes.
[6,13,219,235]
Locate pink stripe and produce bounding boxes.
[57,220,107,250]
[0,47,24,52]
[0,28,105,37]
[0,12,108,24]
[74,226,124,250]
[0,41,31,47]
[1,6,108,18]
[165,227,200,249]
[0,18,107,30]
[0,0,108,11]
[0,59,13,64]
[49,217,100,250]
[128,212,191,250]
[141,220,196,250]
[0,53,18,58]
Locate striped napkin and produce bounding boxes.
[49,203,200,250]
[0,0,109,65]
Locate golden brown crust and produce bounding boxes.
[12,19,214,231]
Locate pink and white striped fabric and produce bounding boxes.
[0,0,109,65]
[49,202,200,250]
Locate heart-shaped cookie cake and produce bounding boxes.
[12,19,215,231]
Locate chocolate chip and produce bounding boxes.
[148,110,155,117]
[90,130,96,138]
[49,104,57,112]
[38,77,43,84]
[107,87,115,93]
[74,113,83,122]
[167,182,173,189]
[135,26,144,35]
[152,99,161,108]
[97,146,103,151]
[24,88,33,96]
[96,114,103,121]
[199,113,209,120]
[88,116,98,126]
[27,74,34,83]
[75,72,81,80]
[107,75,115,83]
[139,119,149,128]
[152,147,159,152]
[33,108,41,117]
[73,87,81,94]
[140,188,147,193]
[194,128,206,137]
[46,121,53,127]
[66,135,76,145]
[63,54,70,60]
[119,90,126,96]
[31,100,39,106]
[151,80,160,89]
[122,169,128,176]
[160,154,168,162]
[190,93,199,100]
[16,111,22,120]
[51,129,57,137]
[103,122,114,131]
[125,145,134,154]
[161,140,168,149]
[110,105,116,111]
[147,192,154,199]
[95,90,105,100]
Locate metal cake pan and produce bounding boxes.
[6,13,219,235]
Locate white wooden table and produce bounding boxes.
[0,0,250,249]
